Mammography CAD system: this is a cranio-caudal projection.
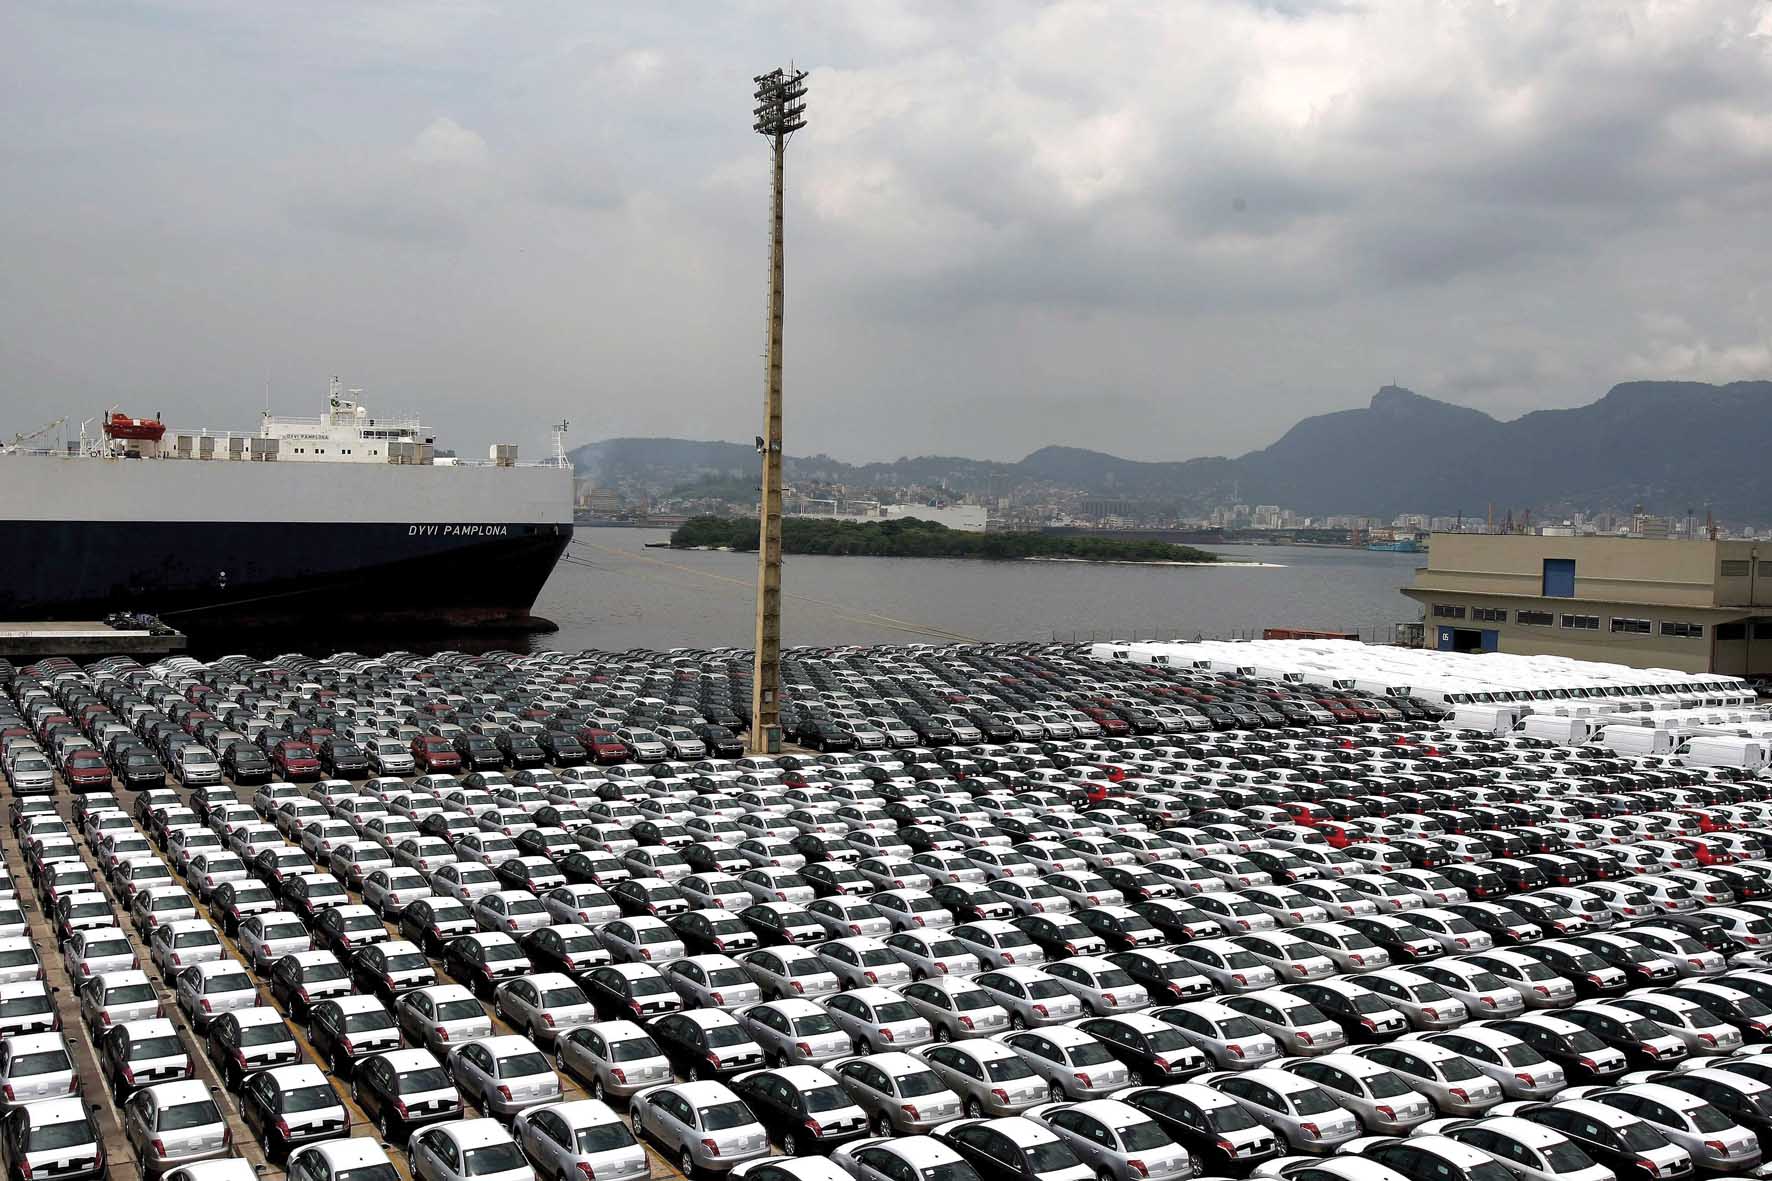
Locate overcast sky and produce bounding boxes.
[4,1,1771,464]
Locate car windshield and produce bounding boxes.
[497,1052,550,1077]
[436,999,484,1023]
[790,1013,838,1036]
[922,1164,984,1181]
[25,1120,94,1152]
[1068,1041,1115,1066]
[704,1024,751,1049]
[1433,1056,1482,1082]
[304,961,347,983]
[204,972,253,994]
[1542,1141,1598,1173]
[463,1144,528,1176]
[1500,1042,1548,1067]
[344,1010,396,1033]
[1689,1104,1734,1133]
[951,989,996,1012]
[10,1049,70,1077]
[700,1100,755,1130]
[284,1084,337,1112]
[609,1037,660,1062]
[1024,979,1069,1001]
[984,1056,1035,1082]
[0,994,51,1016]
[131,1034,184,1059]
[804,1085,852,1113]
[159,1099,221,1130]
[1118,1121,1171,1151]
[239,1022,293,1047]
[577,1122,637,1153]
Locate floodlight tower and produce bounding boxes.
[749,65,807,755]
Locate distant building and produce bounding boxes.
[1402,532,1772,675]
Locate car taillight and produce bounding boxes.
[497,1085,514,1100]
[1300,1122,1320,1140]
[1637,1161,1661,1177]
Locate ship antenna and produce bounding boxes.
[551,420,570,468]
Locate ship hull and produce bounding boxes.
[0,520,571,629]
[0,450,574,632]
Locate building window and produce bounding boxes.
[1722,560,1751,577]
[1756,622,1772,640]
[1560,614,1600,630]
[1759,560,1772,578]
[1476,607,1507,622]
[1517,610,1554,626]
[1542,558,1576,598]
[1661,621,1705,638]
[1611,617,1652,634]
[1432,604,1466,619]
[1717,622,1747,641]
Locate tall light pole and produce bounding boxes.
[749,65,807,755]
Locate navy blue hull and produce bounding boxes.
[0,520,571,630]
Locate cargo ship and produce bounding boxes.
[0,381,573,632]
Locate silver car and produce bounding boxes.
[1229,933,1336,983]
[1169,940,1280,994]
[667,954,764,1010]
[1023,1098,1194,1181]
[237,911,312,971]
[1222,989,1347,1057]
[1279,1054,1434,1132]
[1045,956,1150,1016]
[0,1032,75,1107]
[1409,960,1529,1018]
[557,1020,674,1103]
[819,937,914,991]
[513,1099,647,1181]
[1613,993,1745,1056]
[825,986,935,1053]
[1357,968,1470,1030]
[495,972,597,1046]
[123,1080,231,1173]
[736,998,851,1067]
[898,977,1012,1041]
[1352,1042,1504,1115]
[970,967,1084,1030]
[831,1051,964,1134]
[1588,1082,1761,1171]
[1152,1000,1282,1069]
[915,1040,1048,1118]
[1429,1114,1616,1181]
[630,1080,770,1175]
[447,1033,562,1118]
[397,984,493,1056]
[1466,950,1578,1009]
[1200,1068,1361,1154]
[882,930,981,980]
[410,1118,533,1181]
[1004,1026,1134,1101]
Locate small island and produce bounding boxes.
[669,515,1221,563]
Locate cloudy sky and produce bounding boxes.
[4,1,1772,463]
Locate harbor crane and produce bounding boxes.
[4,417,67,453]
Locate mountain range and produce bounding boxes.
[570,380,1772,521]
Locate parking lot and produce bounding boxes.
[6,643,1772,1181]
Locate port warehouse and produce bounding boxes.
[1401,532,1772,675]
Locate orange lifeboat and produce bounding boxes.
[103,413,166,442]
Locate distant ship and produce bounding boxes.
[0,380,572,631]
[1367,537,1423,553]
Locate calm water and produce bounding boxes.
[524,528,1424,653]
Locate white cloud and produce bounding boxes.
[405,116,491,169]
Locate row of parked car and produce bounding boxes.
[7,645,1772,1181]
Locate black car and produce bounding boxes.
[682,843,749,875]
[441,935,531,999]
[496,731,547,769]
[399,897,479,956]
[1108,950,1216,1003]
[1440,864,1510,901]
[1512,942,1631,999]
[308,994,402,1074]
[1568,936,1681,987]
[318,738,370,778]
[538,731,587,766]
[792,834,858,865]
[695,724,744,757]
[1497,897,1589,938]
[1340,917,1440,964]
[609,878,689,918]
[1131,900,1222,944]
[209,880,277,937]
[351,1047,462,1142]
[1013,915,1107,961]
[669,909,759,957]
[1491,1016,1629,1084]
[1098,866,1178,903]
[646,1012,765,1082]
[1557,1006,1688,1069]
[521,924,614,980]
[99,1019,187,1094]
[930,883,1016,924]
[731,1068,870,1155]
[1078,1015,1208,1084]
[1510,1101,1686,1181]
[559,851,632,889]
[239,1066,348,1160]
[795,721,857,753]
[1285,982,1409,1043]
[582,964,682,1021]
[282,873,350,924]
[801,862,870,897]
[1075,907,1164,952]
[1667,984,1772,1042]
[739,903,823,946]
[221,742,273,785]
[453,733,503,771]
[934,1118,1087,1181]
[1446,903,1542,945]
[116,749,167,788]
[348,942,438,1004]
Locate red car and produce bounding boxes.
[410,735,461,773]
[63,749,112,789]
[1282,801,1332,827]
[271,739,322,781]
[1671,835,1736,866]
[576,727,629,764]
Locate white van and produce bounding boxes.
[1677,735,1770,771]
[1592,725,1677,757]
[1517,716,1594,746]
[1451,705,1524,736]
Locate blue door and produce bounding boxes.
[1437,627,1456,651]
[1543,558,1575,597]
[1481,629,1499,652]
